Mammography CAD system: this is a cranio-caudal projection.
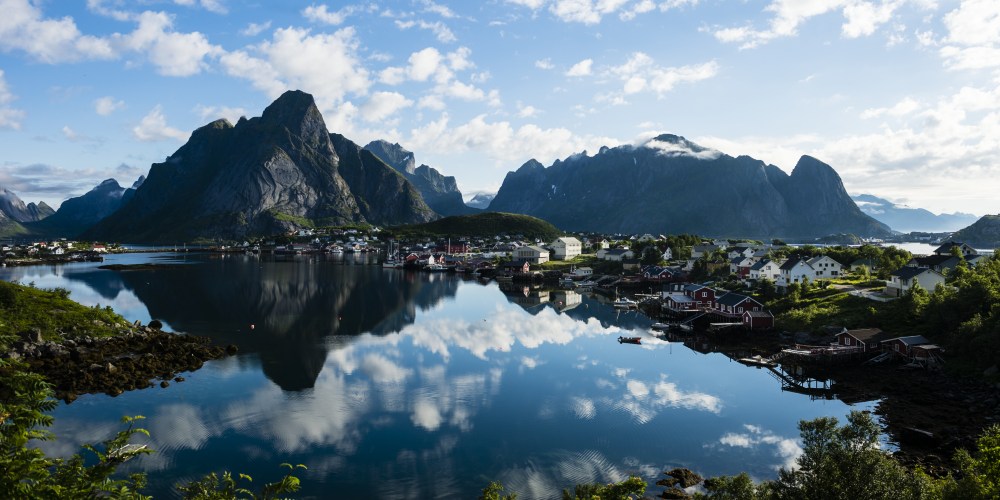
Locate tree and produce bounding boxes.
[945,424,1000,499]
[562,475,646,499]
[641,246,661,266]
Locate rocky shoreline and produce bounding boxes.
[6,323,237,403]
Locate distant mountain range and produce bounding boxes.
[487,134,890,239]
[363,140,478,217]
[27,177,144,238]
[851,194,978,233]
[464,192,495,210]
[83,90,436,243]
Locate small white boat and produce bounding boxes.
[613,297,638,309]
[651,322,671,331]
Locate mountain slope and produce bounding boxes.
[0,187,53,223]
[28,177,145,238]
[950,215,1000,249]
[465,192,495,209]
[487,134,890,238]
[852,194,978,233]
[364,140,478,217]
[84,90,435,243]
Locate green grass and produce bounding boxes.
[389,212,564,240]
[770,288,880,333]
[0,281,131,344]
[270,211,316,228]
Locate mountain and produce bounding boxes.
[363,140,478,217]
[487,134,890,239]
[851,194,978,233]
[83,90,435,243]
[393,212,564,241]
[0,187,53,223]
[950,215,1000,250]
[27,177,145,238]
[465,192,495,209]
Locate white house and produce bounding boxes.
[513,245,550,264]
[661,247,673,261]
[886,267,945,297]
[778,257,814,287]
[750,258,784,281]
[550,236,582,260]
[807,255,843,279]
[692,244,722,259]
[601,249,635,262]
[637,234,658,243]
[571,267,593,277]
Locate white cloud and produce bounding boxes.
[132,105,188,142]
[412,398,444,430]
[395,19,457,43]
[0,69,25,129]
[302,4,372,25]
[535,58,554,70]
[120,11,221,77]
[193,104,247,124]
[712,0,907,49]
[221,27,371,113]
[506,0,547,9]
[549,0,631,25]
[606,52,719,98]
[716,424,803,471]
[94,96,125,116]
[517,103,538,118]
[860,96,920,118]
[239,21,271,37]
[173,0,227,14]
[939,0,1000,69]
[421,0,458,19]
[570,397,596,419]
[360,354,412,383]
[0,0,116,63]
[566,58,593,76]
[359,91,414,123]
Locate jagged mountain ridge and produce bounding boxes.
[27,177,145,238]
[465,192,495,209]
[487,134,890,238]
[851,194,978,233]
[83,90,436,243]
[0,187,53,223]
[363,140,478,217]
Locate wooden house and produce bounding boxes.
[835,328,889,352]
[886,267,945,297]
[714,292,765,316]
[883,335,931,357]
[741,310,774,330]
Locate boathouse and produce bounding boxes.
[741,310,774,329]
[883,335,932,357]
[835,328,889,352]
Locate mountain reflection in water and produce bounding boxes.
[1,253,873,499]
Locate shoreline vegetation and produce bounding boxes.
[3,232,1000,498]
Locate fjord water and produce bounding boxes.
[1,254,872,498]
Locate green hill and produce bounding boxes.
[390,212,564,240]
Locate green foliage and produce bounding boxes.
[697,472,762,499]
[268,211,315,229]
[0,281,130,342]
[390,212,564,241]
[0,358,151,498]
[177,463,307,500]
[479,480,517,500]
[944,424,1000,499]
[561,475,646,500]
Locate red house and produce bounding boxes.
[714,292,765,316]
[682,284,716,308]
[742,310,774,329]
[835,328,889,352]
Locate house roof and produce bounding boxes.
[885,335,930,346]
[683,283,711,293]
[716,292,755,307]
[807,255,840,266]
[891,267,942,280]
[933,241,973,255]
[839,328,888,343]
[667,294,697,304]
[743,310,773,318]
[605,249,631,256]
[779,257,810,271]
[553,236,581,246]
[910,255,958,268]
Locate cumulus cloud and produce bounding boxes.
[302,4,376,25]
[711,0,906,49]
[606,52,718,98]
[133,105,188,142]
[0,0,117,63]
[94,96,125,116]
[239,21,271,37]
[938,0,1000,70]
[395,19,457,43]
[0,70,25,129]
[173,0,227,14]
[193,104,247,124]
[566,58,593,76]
[860,96,920,118]
[535,58,554,70]
[360,91,414,123]
[220,26,371,113]
[360,353,413,383]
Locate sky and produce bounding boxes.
[0,0,998,216]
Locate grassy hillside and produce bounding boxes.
[389,212,564,240]
[0,281,131,342]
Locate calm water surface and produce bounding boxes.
[1,253,874,499]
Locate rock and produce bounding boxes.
[660,487,690,499]
[160,381,169,388]
[664,468,703,489]
[105,362,118,374]
[226,344,239,355]
[174,376,185,383]
[148,319,163,330]
[20,328,43,343]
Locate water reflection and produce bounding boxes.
[10,255,874,498]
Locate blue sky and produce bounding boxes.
[0,0,998,216]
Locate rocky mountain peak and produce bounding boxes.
[517,159,545,172]
[363,140,416,175]
[131,175,146,190]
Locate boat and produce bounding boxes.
[651,322,671,331]
[617,336,641,344]
[424,263,448,272]
[613,297,638,309]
